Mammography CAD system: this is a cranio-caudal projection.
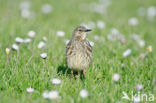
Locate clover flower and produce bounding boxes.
[40,53,47,59]
[123,49,132,58]
[51,78,61,85]
[38,41,45,49]
[112,73,120,82]
[128,17,138,26]
[41,4,53,14]
[12,44,19,51]
[79,89,89,98]
[15,37,24,44]
[57,31,65,37]
[26,87,34,93]
[28,30,36,38]
[42,91,61,100]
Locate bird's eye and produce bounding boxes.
[79,30,82,32]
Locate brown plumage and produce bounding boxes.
[65,26,92,76]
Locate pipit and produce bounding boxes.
[65,26,92,77]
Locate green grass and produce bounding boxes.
[0,0,156,103]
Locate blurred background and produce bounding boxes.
[0,0,156,103]
[0,0,156,55]
[0,0,156,56]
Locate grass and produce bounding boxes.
[0,0,156,103]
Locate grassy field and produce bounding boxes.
[0,0,156,103]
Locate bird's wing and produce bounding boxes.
[65,40,73,64]
[66,40,72,55]
[86,40,92,53]
[86,40,93,65]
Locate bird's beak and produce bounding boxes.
[85,29,92,32]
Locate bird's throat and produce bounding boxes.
[75,34,86,40]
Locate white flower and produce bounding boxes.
[90,0,111,14]
[28,30,36,38]
[40,53,47,59]
[57,31,65,37]
[131,34,145,48]
[79,89,89,98]
[112,73,120,82]
[23,38,31,43]
[41,4,53,14]
[15,37,24,44]
[136,84,143,91]
[107,33,124,41]
[19,1,31,10]
[137,40,145,48]
[128,17,138,26]
[6,48,10,54]
[123,49,132,58]
[43,36,48,41]
[147,6,156,20]
[26,87,34,93]
[12,44,19,51]
[42,91,49,99]
[19,1,34,19]
[64,39,70,44]
[97,20,105,29]
[90,41,94,47]
[133,96,140,103]
[107,28,124,41]
[38,41,45,49]
[110,28,120,35]
[21,9,34,18]
[48,91,60,100]
[51,78,61,85]
[147,45,152,52]
[42,91,60,99]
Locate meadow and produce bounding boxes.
[0,0,156,103]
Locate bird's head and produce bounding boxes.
[72,26,92,40]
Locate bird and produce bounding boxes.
[65,26,92,77]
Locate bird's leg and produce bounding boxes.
[71,70,74,76]
[83,70,86,77]
[76,71,81,79]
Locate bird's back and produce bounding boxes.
[66,39,92,70]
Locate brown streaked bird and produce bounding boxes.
[65,26,92,76]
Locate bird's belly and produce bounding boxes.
[67,52,90,70]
